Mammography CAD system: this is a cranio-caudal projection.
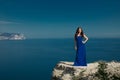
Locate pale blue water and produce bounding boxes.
[0,38,120,80]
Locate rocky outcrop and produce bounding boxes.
[0,32,26,40]
[52,61,120,80]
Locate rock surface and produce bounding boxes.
[52,61,120,80]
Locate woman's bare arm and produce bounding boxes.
[83,34,88,44]
[74,37,77,50]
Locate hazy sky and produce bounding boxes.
[0,0,120,38]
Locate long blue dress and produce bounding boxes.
[73,36,87,66]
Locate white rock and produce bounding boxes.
[52,61,120,80]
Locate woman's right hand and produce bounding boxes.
[74,46,77,50]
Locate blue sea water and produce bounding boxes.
[0,38,120,80]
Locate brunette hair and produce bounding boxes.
[74,27,84,40]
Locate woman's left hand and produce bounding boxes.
[82,41,86,44]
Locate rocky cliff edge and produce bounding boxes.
[52,61,120,80]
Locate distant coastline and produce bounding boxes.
[22,37,120,40]
[0,32,26,40]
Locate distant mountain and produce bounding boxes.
[0,32,26,40]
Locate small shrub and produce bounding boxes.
[95,61,109,80]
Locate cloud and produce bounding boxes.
[0,21,19,24]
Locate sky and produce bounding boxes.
[0,0,120,38]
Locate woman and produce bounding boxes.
[73,27,88,66]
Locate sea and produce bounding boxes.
[0,38,120,80]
